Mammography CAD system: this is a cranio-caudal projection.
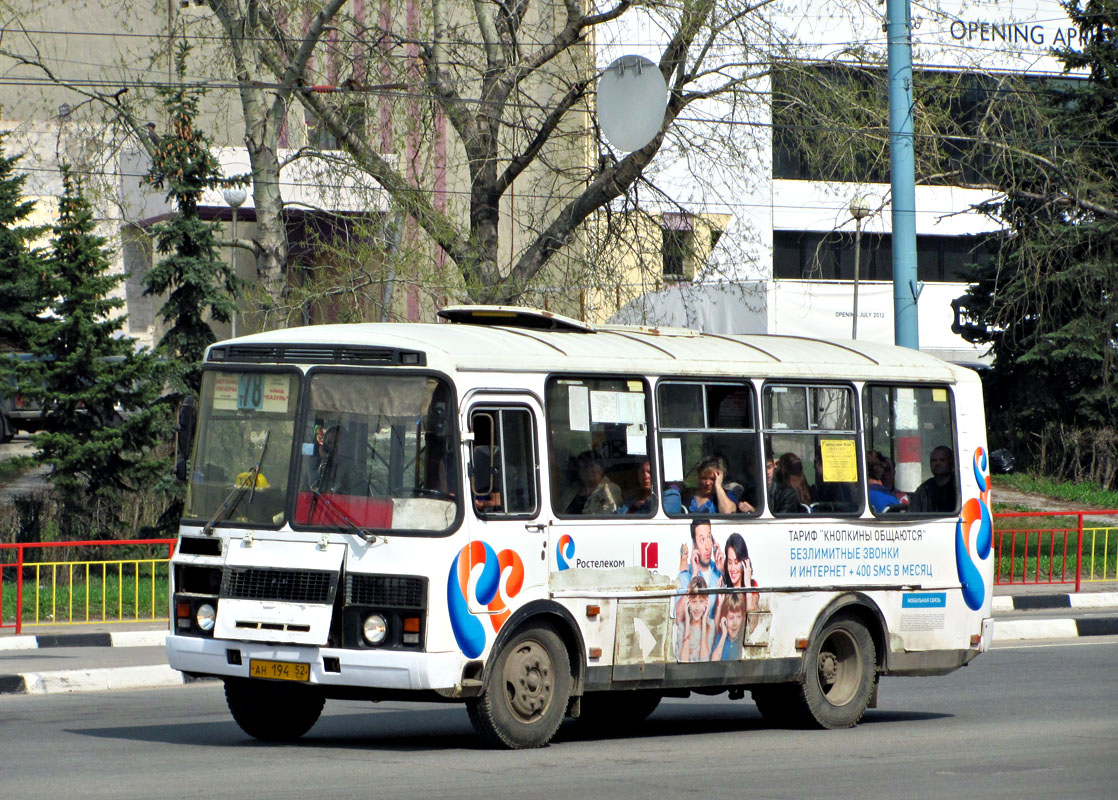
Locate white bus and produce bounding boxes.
[167,306,995,748]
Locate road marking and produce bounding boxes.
[994,639,1118,650]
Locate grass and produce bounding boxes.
[1,567,169,625]
[993,473,1118,510]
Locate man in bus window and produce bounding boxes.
[908,446,957,513]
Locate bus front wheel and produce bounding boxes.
[798,614,876,729]
[466,623,572,749]
[224,678,325,742]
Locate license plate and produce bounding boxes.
[249,659,311,682]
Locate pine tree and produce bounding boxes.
[960,0,1118,483]
[0,132,51,354]
[145,43,241,394]
[29,169,169,533]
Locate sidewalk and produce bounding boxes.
[2,590,1117,698]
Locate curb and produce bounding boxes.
[0,665,202,696]
[0,630,166,652]
[992,615,1118,641]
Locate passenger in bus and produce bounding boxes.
[618,459,656,514]
[677,575,712,662]
[686,456,739,514]
[908,446,957,513]
[867,451,903,513]
[561,451,622,514]
[712,532,760,633]
[769,452,812,513]
[711,592,746,661]
[879,453,909,505]
[309,425,363,496]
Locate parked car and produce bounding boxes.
[0,353,45,442]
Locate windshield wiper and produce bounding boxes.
[202,431,270,536]
[305,488,379,544]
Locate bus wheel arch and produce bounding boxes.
[466,619,573,749]
[753,594,885,729]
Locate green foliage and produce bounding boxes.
[144,43,241,393]
[0,132,51,354]
[25,169,171,535]
[960,1,1118,484]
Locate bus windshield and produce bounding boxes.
[185,370,299,526]
[292,371,458,533]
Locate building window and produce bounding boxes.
[772,231,996,282]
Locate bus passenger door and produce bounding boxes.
[462,398,548,616]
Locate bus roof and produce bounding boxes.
[209,306,970,384]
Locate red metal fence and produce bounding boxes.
[993,510,1118,591]
[0,539,177,635]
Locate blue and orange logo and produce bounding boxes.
[447,541,524,658]
[556,534,575,571]
[955,447,993,611]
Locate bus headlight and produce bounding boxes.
[363,613,388,645]
[195,603,216,632]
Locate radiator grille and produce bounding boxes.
[346,573,427,609]
[221,567,337,604]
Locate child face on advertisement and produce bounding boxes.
[724,609,743,637]
[688,592,708,621]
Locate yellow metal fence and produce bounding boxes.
[1,539,176,634]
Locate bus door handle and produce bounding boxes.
[524,523,546,533]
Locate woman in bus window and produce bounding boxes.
[769,452,812,513]
[561,451,622,514]
[688,456,739,514]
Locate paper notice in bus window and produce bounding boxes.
[661,437,684,482]
[568,385,590,431]
[260,375,290,412]
[820,439,858,483]
[212,373,241,410]
[590,391,621,424]
[622,392,646,424]
[627,424,647,456]
[932,388,948,403]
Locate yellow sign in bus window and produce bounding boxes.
[820,439,858,483]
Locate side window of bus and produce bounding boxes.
[863,384,958,516]
[545,377,651,517]
[469,407,538,517]
[763,384,861,516]
[656,381,761,516]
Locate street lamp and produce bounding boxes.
[222,187,248,337]
[849,195,873,340]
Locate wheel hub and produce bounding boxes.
[819,650,839,686]
[505,643,553,720]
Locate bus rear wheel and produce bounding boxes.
[224,678,325,742]
[797,614,876,729]
[466,623,571,749]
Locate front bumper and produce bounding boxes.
[166,634,466,693]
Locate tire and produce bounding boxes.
[224,678,325,742]
[576,690,661,731]
[795,613,876,729]
[466,623,572,749]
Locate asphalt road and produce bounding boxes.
[1,637,1115,800]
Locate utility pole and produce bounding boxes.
[886,0,920,350]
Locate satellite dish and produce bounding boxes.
[598,55,668,153]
